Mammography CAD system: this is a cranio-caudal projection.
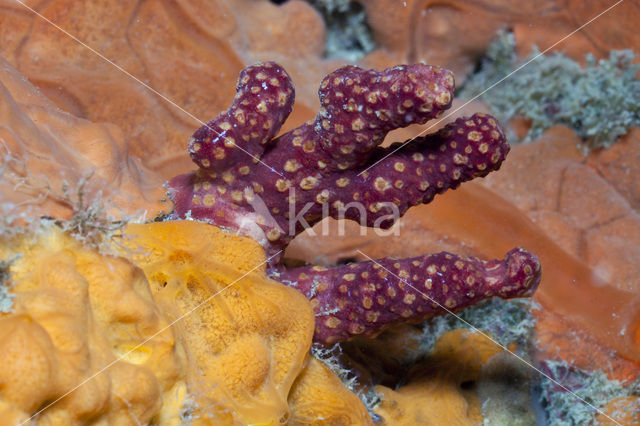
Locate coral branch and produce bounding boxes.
[166,61,542,344]
[169,112,507,251]
[276,248,541,344]
[188,62,294,171]
[313,64,454,169]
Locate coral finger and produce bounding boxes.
[167,112,509,254]
[314,63,454,168]
[255,112,508,234]
[188,62,294,171]
[329,112,509,228]
[169,62,513,261]
[276,248,541,344]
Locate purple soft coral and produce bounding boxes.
[167,61,541,344]
[188,62,294,171]
[276,248,539,344]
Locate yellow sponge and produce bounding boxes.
[288,357,373,425]
[121,221,316,424]
[0,223,179,424]
[374,329,501,425]
[0,220,371,425]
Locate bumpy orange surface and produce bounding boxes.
[288,357,373,425]
[596,396,640,425]
[0,56,167,223]
[0,223,181,424]
[0,0,334,181]
[361,0,640,82]
[0,221,371,424]
[479,127,640,372]
[374,329,501,425]
[121,220,317,424]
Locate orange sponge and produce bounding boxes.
[121,220,317,424]
[374,329,502,425]
[288,357,373,425]
[0,223,180,424]
[0,220,371,424]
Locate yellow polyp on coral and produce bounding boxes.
[0,222,181,425]
[287,357,373,425]
[374,329,503,425]
[119,220,317,425]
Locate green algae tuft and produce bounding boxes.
[460,31,640,150]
